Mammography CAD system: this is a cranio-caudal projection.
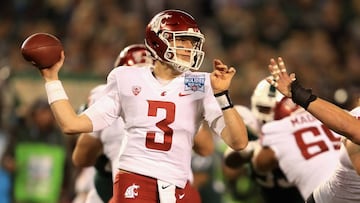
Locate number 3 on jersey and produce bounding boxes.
[146,100,175,151]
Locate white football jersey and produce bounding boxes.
[86,84,127,181]
[84,66,224,188]
[91,118,126,181]
[261,109,342,198]
[313,106,360,203]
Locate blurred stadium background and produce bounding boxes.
[1,0,360,115]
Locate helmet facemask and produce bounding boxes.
[160,31,204,72]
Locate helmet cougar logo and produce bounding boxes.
[114,44,153,67]
[149,13,172,33]
[124,184,140,199]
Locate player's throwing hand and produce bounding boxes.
[39,51,65,82]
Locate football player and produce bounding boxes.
[74,43,217,203]
[38,9,248,203]
[224,79,304,203]
[267,57,360,203]
[252,97,342,199]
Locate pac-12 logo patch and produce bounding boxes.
[184,74,205,92]
[132,86,142,96]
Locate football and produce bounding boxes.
[21,33,63,69]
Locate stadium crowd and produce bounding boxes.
[0,0,359,106]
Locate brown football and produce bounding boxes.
[21,33,63,69]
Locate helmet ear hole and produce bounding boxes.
[163,32,172,40]
[150,37,159,48]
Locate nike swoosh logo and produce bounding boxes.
[161,184,171,189]
[179,194,185,199]
[178,92,191,97]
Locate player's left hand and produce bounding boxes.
[210,59,236,94]
[266,57,296,98]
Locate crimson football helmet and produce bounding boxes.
[274,97,300,120]
[251,79,284,124]
[114,44,153,67]
[145,10,205,72]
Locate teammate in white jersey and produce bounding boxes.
[310,132,360,203]
[289,93,360,203]
[266,57,360,202]
[267,57,360,144]
[223,80,303,203]
[253,97,341,199]
[38,10,248,203]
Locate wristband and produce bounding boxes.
[214,90,234,110]
[45,80,68,104]
[290,80,317,109]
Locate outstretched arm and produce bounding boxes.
[210,59,248,150]
[267,57,360,144]
[39,51,93,134]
